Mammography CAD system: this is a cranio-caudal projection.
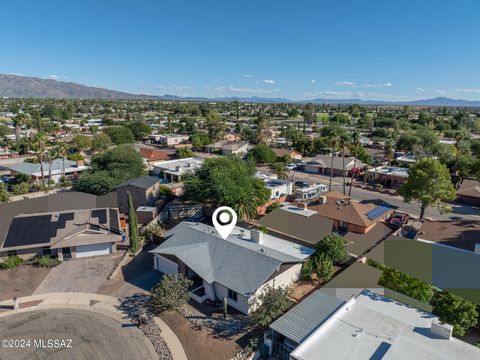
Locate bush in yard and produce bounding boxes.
[315,233,349,265]
[151,274,193,311]
[34,255,60,268]
[1,255,24,269]
[301,258,315,281]
[251,285,293,327]
[431,292,478,336]
[12,182,30,195]
[378,267,434,303]
[315,253,334,281]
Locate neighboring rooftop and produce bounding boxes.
[1,208,121,251]
[139,148,169,161]
[150,222,310,297]
[368,166,409,178]
[290,290,480,360]
[417,220,480,252]
[307,154,366,170]
[153,157,204,175]
[5,159,88,176]
[117,175,160,190]
[270,291,345,344]
[456,178,480,199]
[259,204,334,245]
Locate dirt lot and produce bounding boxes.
[160,310,244,360]
[33,254,122,295]
[0,265,51,301]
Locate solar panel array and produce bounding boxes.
[366,206,392,221]
[91,209,107,224]
[4,215,55,247]
[109,208,120,232]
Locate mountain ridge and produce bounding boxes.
[1,73,480,106]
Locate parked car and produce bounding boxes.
[294,181,309,188]
[286,163,297,170]
[388,212,409,228]
[1,176,14,184]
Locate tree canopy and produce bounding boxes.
[183,156,270,220]
[247,143,277,164]
[315,233,349,265]
[151,274,193,312]
[432,292,478,336]
[251,286,293,327]
[398,158,456,218]
[104,126,135,145]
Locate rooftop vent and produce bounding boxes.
[251,229,264,244]
[430,320,453,340]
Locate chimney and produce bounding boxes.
[475,243,480,255]
[430,320,453,340]
[296,202,308,210]
[175,165,181,171]
[251,229,264,244]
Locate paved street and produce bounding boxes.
[281,169,480,221]
[0,309,157,360]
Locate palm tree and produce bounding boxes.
[339,131,350,195]
[55,143,68,183]
[348,130,360,196]
[271,162,288,180]
[46,148,59,190]
[34,133,47,189]
[384,139,395,166]
[327,130,339,192]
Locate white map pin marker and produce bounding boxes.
[212,206,237,240]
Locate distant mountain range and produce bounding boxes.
[1,73,480,107]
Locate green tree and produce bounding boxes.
[91,133,112,152]
[432,292,478,336]
[127,191,139,252]
[378,267,434,303]
[183,157,270,220]
[270,162,288,180]
[0,182,10,203]
[0,123,11,138]
[151,274,193,311]
[348,129,360,196]
[12,182,30,195]
[71,134,92,152]
[126,120,152,140]
[104,126,135,145]
[191,132,211,149]
[248,143,277,164]
[314,253,334,280]
[251,286,293,327]
[398,158,456,219]
[176,147,194,159]
[73,171,119,195]
[315,234,348,265]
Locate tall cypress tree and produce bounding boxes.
[127,191,139,252]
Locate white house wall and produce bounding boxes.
[213,282,250,314]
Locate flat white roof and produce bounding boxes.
[291,290,480,360]
[280,203,318,218]
[368,166,409,178]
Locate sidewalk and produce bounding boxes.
[0,292,188,360]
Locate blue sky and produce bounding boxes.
[1,0,480,100]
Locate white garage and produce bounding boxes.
[75,242,112,258]
[154,255,178,274]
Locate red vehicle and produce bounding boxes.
[388,212,410,228]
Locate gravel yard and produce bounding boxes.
[0,265,52,301]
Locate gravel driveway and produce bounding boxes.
[34,255,121,295]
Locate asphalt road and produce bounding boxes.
[288,169,480,221]
[0,309,156,360]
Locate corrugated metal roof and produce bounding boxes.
[270,291,345,344]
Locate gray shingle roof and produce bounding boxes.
[270,291,345,344]
[150,222,303,297]
[117,176,159,190]
[6,159,78,175]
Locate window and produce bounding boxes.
[228,289,238,302]
[7,250,17,256]
[42,247,51,256]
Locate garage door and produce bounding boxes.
[154,255,178,274]
[76,243,112,258]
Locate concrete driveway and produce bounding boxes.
[0,309,156,360]
[34,255,121,295]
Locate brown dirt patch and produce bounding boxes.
[0,265,51,301]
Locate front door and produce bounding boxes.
[62,247,72,260]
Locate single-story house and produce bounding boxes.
[367,166,409,188]
[271,148,303,161]
[115,176,161,214]
[308,192,394,234]
[139,148,170,169]
[0,208,123,260]
[5,159,89,184]
[304,155,365,176]
[149,134,190,147]
[456,178,480,207]
[150,221,313,314]
[293,183,327,200]
[0,149,18,160]
[152,157,204,183]
[265,289,480,360]
[222,141,252,156]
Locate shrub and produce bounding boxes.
[151,274,193,311]
[34,255,60,268]
[1,255,24,269]
[301,258,315,281]
[315,233,349,265]
[314,253,334,281]
[379,267,434,303]
[266,202,280,213]
[432,292,478,336]
[12,182,30,195]
[67,153,85,161]
[251,285,293,327]
[375,183,384,190]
